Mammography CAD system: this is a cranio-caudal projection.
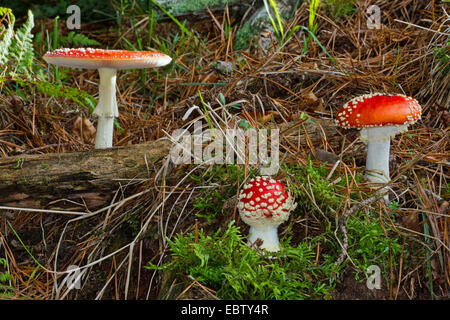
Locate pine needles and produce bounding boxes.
[0,0,448,301]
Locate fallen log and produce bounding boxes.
[0,118,339,209]
[0,139,172,209]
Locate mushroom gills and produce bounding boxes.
[360,124,409,143]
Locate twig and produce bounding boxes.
[335,192,387,267]
[394,19,450,36]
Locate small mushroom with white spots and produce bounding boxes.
[335,93,422,201]
[237,176,297,252]
[43,48,172,149]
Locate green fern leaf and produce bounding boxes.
[33,80,96,112]
[8,10,34,76]
[0,7,15,65]
[59,31,101,47]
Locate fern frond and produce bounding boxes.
[34,80,96,112]
[59,31,101,47]
[35,30,100,50]
[12,76,96,112]
[8,10,34,76]
[0,7,15,66]
[0,24,14,65]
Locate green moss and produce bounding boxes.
[0,258,14,298]
[147,159,407,299]
[146,221,337,299]
[347,216,402,283]
[190,164,250,224]
[434,40,450,76]
[234,17,268,50]
[324,0,358,18]
[164,0,240,16]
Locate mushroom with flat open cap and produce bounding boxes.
[43,48,172,149]
[335,93,422,201]
[238,176,297,252]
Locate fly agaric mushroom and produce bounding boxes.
[335,93,422,200]
[43,48,172,149]
[238,176,297,252]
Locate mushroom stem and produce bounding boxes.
[248,225,280,252]
[364,136,390,203]
[95,116,115,149]
[365,138,390,184]
[94,68,118,149]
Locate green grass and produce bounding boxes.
[263,0,285,41]
[308,0,320,34]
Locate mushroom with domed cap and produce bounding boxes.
[43,48,172,149]
[335,93,422,201]
[237,176,297,252]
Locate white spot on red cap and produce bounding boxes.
[43,48,171,70]
[335,93,422,129]
[237,176,297,227]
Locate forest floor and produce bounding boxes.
[0,0,448,300]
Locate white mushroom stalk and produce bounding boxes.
[335,93,422,202]
[43,48,172,149]
[361,125,408,184]
[237,176,297,252]
[95,68,119,149]
[365,136,391,184]
[246,224,281,252]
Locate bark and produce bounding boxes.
[0,118,339,209]
[0,139,172,209]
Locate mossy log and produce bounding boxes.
[0,139,172,209]
[0,118,339,210]
[155,0,251,18]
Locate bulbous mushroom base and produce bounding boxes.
[247,225,281,252]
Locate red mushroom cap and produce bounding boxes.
[43,48,172,70]
[335,93,422,129]
[238,176,296,226]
